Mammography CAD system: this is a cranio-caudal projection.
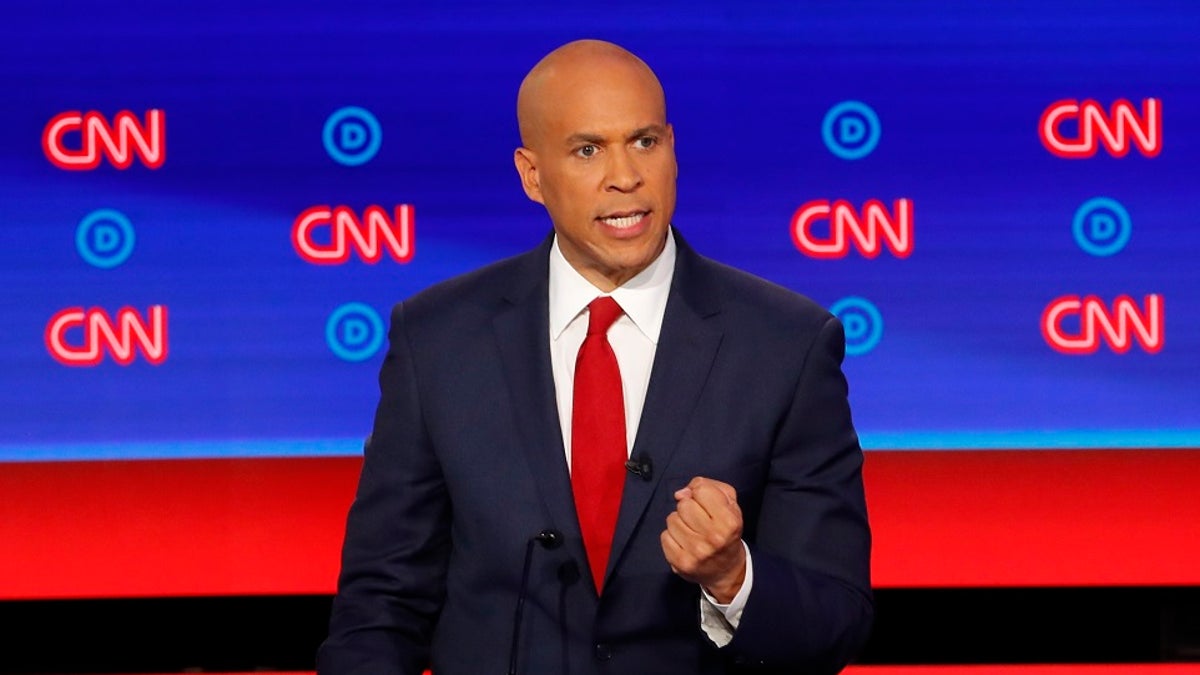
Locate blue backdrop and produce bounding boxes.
[2,1,1197,460]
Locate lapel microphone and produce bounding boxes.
[624,453,653,481]
[509,528,563,675]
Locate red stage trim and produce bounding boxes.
[865,450,1200,587]
[0,457,358,599]
[2,450,1199,599]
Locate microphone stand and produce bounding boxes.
[508,529,562,675]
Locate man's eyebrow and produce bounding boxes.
[628,124,668,140]
[565,132,606,146]
[563,125,668,147]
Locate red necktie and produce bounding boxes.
[571,296,627,594]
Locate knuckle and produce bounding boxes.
[705,531,727,550]
[720,515,741,536]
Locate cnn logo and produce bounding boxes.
[1039,98,1160,158]
[45,306,169,366]
[1041,295,1163,355]
[43,109,165,170]
[292,205,415,264]
[792,199,912,259]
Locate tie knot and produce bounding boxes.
[586,296,623,336]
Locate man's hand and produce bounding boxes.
[660,476,747,604]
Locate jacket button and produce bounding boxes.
[594,643,613,661]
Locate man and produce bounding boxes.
[318,40,872,674]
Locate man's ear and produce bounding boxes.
[513,147,544,204]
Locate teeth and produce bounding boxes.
[601,213,644,229]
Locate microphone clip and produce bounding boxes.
[624,454,653,481]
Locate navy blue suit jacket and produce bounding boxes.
[318,231,872,674]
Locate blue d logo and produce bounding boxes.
[326,302,385,362]
[323,107,382,166]
[822,101,881,160]
[76,208,135,269]
[1072,197,1131,257]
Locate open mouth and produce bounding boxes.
[598,211,649,230]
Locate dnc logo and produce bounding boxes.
[1072,197,1131,257]
[326,303,385,362]
[76,209,136,268]
[323,107,382,166]
[822,101,880,160]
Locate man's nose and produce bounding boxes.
[604,148,643,192]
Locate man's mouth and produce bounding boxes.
[598,211,649,230]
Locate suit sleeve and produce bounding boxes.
[317,302,450,675]
[722,315,874,674]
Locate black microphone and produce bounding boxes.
[625,453,653,480]
[508,529,563,675]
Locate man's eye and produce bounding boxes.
[576,145,598,158]
[635,136,657,149]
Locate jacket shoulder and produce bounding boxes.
[691,254,833,334]
[397,244,545,329]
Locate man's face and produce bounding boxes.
[515,60,677,291]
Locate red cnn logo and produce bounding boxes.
[45,306,169,366]
[791,199,913,259]
[1041,294,1163,355]
[292,205,415,264]
[42,109,166,170]
[1039,98,1161,158]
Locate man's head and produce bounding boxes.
[514,40,677,292]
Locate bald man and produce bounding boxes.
[319,40,872,675]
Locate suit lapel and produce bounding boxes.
[605,235,724,585]
[492,236,585,554]
[492,232,725,591]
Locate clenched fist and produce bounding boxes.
[660,476,746,603]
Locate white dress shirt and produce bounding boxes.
[547,230,753,647]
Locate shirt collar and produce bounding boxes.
[548,228,676,344]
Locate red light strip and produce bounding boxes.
[2,450,1199,599]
